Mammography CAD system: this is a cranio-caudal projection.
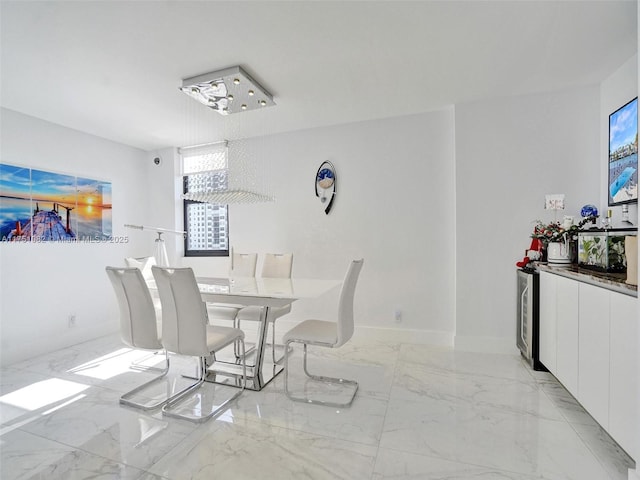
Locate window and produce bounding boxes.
[180,142,229,257]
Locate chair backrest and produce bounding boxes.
[152,266,209,357]
[124,256,157,283]
[105,266,161,350]
[261,253,293,278]
[230,249,258,277]
[336,259,364,347]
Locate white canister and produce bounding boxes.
[562,216,574,230]
[547,241,572,264]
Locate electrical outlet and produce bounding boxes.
[68,314,77,328]
[394,309,402,323]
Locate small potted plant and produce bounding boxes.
[531,216,597,264]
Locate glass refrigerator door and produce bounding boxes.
[517,270,533,359]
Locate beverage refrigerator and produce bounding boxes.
[516,268,546,371]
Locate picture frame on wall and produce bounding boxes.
[608,97,638,206]
[0,163,112,242]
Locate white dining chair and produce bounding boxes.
[105,266,170,410]
[236,253,294,363]
[283,259,364,408]
[230,249,258,277]
[124,256,156,284]
[152,266,247,423]
[124,256,165,371]
[206,250,258,324]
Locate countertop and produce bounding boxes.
[535,263,637,298]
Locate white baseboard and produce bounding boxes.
[353,325,454,346]
[218,319,516,354]
[454,335,520,354]
[271,319,454,346]
[2,322,118,366]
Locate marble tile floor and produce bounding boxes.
[0,333,634,480]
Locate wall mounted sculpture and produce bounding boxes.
[315,161,336,215]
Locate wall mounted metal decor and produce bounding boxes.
[315,161,336,215]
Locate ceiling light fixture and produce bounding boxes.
[180,66,275,115]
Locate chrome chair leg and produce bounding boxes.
[233,316,241,358]
[269,321,290,365]
[284,340,358,408]
[119,351,171,410]
[162,340,247,423]
[160,357,207,419]
[130,350,169,373]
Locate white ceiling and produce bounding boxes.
[1,1,637,152]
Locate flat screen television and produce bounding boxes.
[608,97,638,206]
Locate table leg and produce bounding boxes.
[199,304,285,391]
[252,305,270,390]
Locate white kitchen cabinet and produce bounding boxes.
[538,266,637,459]
[609,291,638,456]
[555,275,579,398]
[578,282,611,429]
[538,271,557,372]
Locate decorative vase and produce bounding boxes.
[547,241,572,264]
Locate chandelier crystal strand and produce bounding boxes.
[180,75,274,204]
[236,108,272,202]
[223,111,273,204]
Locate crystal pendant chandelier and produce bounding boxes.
[180,66,275,204]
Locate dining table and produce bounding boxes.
[195,276,342,391]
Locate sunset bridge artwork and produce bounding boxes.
[9,203,77,242]
[0,163,112,242]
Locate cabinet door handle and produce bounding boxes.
[520,285,529,347]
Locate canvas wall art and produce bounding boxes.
[0,163,112,242]
[608,97,638,206]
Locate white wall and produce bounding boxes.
[599,53,639,480]
[182,110,457,344]
[139,147,183,265]
[0,109,149,365]
[635,14,640,479]
[600,54,639,226]
[636,10,640,477]
[455,86,601,352]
